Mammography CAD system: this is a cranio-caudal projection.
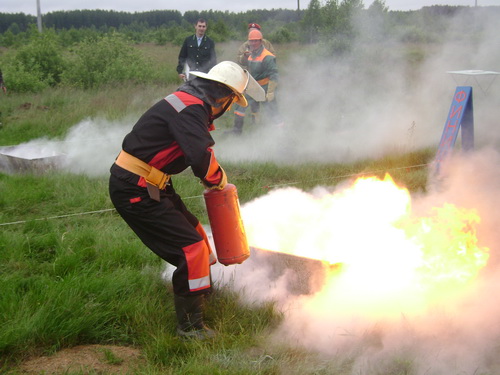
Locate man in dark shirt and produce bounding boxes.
[177,18,217,81]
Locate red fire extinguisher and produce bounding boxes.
[203,183,250,266]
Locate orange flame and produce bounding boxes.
[243,174,489,317]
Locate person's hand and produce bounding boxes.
[202,167,227,191]
[266,80,278,102]
[179,73,186,81]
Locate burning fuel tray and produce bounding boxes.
[250,246,341,295]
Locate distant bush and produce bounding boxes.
[172,31,192,47]
[152,26,169,45]
[62,33,156,89]
[396,25,437,44]
[268,27,297,44]
[0,30,17,48]
[209,20,231,43]
[317,34,353,56]
[0,30,65,92]
[13,30,66,86]
[0,63,50,93]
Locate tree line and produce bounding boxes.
[1,2,497,46]
[0,8,299,35]
[0,1,497,94]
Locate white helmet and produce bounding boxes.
[190,61,265,107]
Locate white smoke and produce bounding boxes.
[208,146,500,374]
[3,8,498,174]
[57,118,130,176]
[214,7,500,166]
[207,8,500,374]
[0,118,131,176]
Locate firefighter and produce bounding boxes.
[229,29,283,135]
[109,61,263,340]
[237,23,276,68]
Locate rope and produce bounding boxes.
[0,208,116,227]
[262,163,430,189]
[0,163,430,227]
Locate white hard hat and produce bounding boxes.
[190,61,266,106]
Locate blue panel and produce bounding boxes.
[434,86,474,173]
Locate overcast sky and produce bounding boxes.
[1,0,499,15]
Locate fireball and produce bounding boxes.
[243,174,489,318]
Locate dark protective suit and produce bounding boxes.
[176,34,217,75]
[109,79,231,296]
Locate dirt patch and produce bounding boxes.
[15,344,145,374]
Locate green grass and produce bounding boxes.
[0,155,432,374]
[0,42,450,374]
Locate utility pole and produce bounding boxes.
[36,0,42,33]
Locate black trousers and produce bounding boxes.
[109,174,212,296]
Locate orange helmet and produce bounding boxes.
[248,29,263,41]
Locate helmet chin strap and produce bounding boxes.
[211,94,237,120]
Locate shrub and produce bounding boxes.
[1,63,50,93]
[268,27,297,44]
[316,34,353,57]
[397,25,436,43]
[209,20,230,43]
[62,33,156,89]
[14,30,66,86]
[0,30,17,48]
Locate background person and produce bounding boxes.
[0,70,6,94]
[177,18,217,81]
[237,23,276,68]
[229,29,283,135]
[109,61,263,340]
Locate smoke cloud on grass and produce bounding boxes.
[210,147,500,374]
[208,10,500,373]
[0,6,497,374]
[0,118,130,175]
[215,7,500,165]
[2,7,493,373]
[3,9,498,175]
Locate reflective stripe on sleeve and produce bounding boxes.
[165,94,187,113]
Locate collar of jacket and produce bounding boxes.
[178,78,233,120]
[251,45,264,59]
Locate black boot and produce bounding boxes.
[223,116,244,136]
[224,115,244,135]
[233,115,244,134]
[174,294,216,340]
[251,112,260,125]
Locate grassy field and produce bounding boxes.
[0,42,445,374]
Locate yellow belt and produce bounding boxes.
[115,150,170,201]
